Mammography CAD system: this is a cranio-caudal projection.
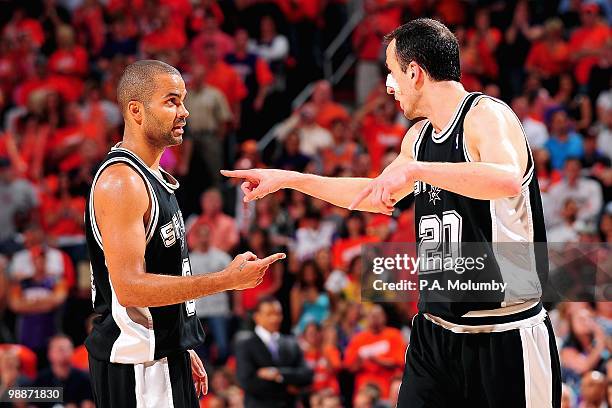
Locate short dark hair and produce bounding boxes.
[384,18,461,82]
[116,60,181,113]
[254,296,280,313]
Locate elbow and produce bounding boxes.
[503,176,523,197]
[115,287,138,308]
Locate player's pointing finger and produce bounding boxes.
[258,253,287,266]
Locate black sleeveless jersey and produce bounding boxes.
[412,92,548,323]
[84,144,205,363]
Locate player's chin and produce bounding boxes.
[167,129,184,145]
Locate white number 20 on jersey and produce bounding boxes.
[181,258,196,316]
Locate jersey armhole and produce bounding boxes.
[89,159,160,250]
[412,121,430,160]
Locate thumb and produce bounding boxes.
[348,184,373,210]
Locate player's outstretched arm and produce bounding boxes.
[94,164,285,308]
[220,121,424,215]
[350,101,526,213]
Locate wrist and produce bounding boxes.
[283,170,304,190]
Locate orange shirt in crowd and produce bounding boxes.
[141,26,187,55]
[344,327,406,399]
[41,195,86,238]
[466,28,502,79]
[526,41,570,78]
[331,235,379,269]
[303,345,342,394]
[361,115,406,173]
[569,23,611,85]
[48,47,89,77]
[316,102,350,130]
[204,61,248,106]
[320,141,359,174]
[352,14,398,61]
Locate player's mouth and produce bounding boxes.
[173,124,185,134]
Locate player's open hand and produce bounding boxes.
[220,169,289,202]
[226,251,286,290]
[188,349,208,397]
[348,163,415,215]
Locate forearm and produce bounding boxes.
[411,161,522,200]
[284,172,376,211]
[116,270,234,308]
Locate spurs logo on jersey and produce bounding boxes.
[160,210,186,249]
[414,181,442,205]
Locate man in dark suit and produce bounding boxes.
[236,297,313,408]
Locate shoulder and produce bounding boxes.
[465,97,509,129]
[400,119,428,155]
[94,163,148,205]
[93,163,150,220]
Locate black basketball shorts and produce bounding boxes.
[89,351,199,408]
[397,304,562,407]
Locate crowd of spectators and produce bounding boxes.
[0,0,610,407]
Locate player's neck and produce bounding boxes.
[119,138,164,171]
[421,82,469,134]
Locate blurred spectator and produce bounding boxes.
[526,18,569,82]
[568,3,610,86]
[226,28,274,139]
[354,93,406,174]
[48,25,88,79]
[0,344,37,381]
[581,132,610,172]
[191,13,235,64]
[560,306,607,393]
[579,371,607,408]
[310,80,349,131]
[292,208,335,261]
[499,1,541,99]
[299,322,341,395]
[201,40,248,125]
[552,74,592,132]
[33,335,93,407]
[274,128,312,172]
[387,375,402,407]
[290,260,330,333]
[183,64,232,191]
[545,109,584,170]
[343,304,406,399]
[276,103,333,157]
[467,8,502,81]
[40,172,87,263]
[353,382,385,408]
[0,157,38,254]
[249,16,289,94]
[235,297,313,408]
[594,89,612,160]
[512,94,549,149]
[189,222,233,365]
[352,13,396,104]
[8,225,71,366]
[320,119,360,176]
[187,188,240,253]
[331,213,377,270]
[546,158,603,228]
[547,198,579,242]
[99,16,138,60]
[140,6,187,56]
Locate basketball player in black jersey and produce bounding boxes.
[223,19,561,408]
[85,60,285,408]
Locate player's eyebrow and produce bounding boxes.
[163,92,182,99]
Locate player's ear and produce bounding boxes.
[127,100,143,124]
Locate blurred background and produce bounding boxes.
[0,0,610,406]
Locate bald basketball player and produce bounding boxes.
[223,19,561,408]
[85,60,285,408]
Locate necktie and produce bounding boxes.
[268,336,280,362]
